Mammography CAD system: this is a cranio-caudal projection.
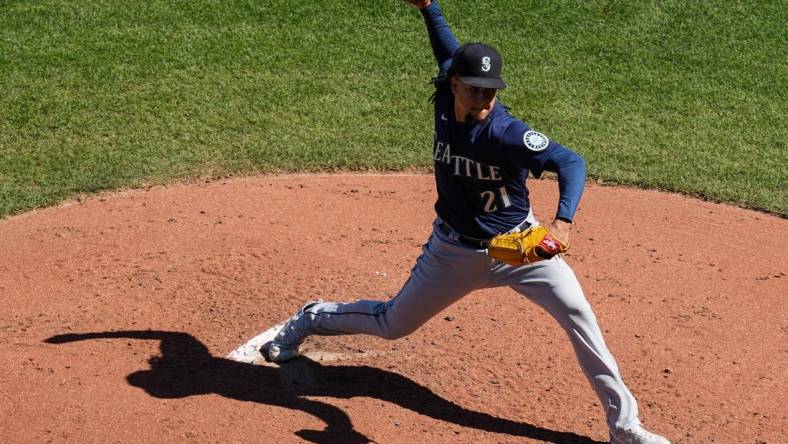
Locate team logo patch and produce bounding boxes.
[523,130,549,151]
[481,56,491,72]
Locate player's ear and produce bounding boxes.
[449,74,460,94]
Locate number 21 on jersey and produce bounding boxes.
[480,186,511,212]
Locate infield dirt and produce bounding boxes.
[1,173,785,443]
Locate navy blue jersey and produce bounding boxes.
[422,1,586,239]
[432,94,561,238]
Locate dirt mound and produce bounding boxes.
[1,173,785,443]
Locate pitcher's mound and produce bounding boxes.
[1,173,785,443]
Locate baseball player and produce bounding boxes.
[260,1,670,443]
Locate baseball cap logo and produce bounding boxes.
[452,42,506,90]
[481,56,491,72]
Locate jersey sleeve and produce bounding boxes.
[420,0,460,74]
[500,120,555,177]
[500,120,587,222]
[544,146,587,222]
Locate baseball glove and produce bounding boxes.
[487,225,568,266]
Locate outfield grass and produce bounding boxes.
[1,0,785,217]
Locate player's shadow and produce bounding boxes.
[45,330,606,444]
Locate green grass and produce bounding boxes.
[1,0,786,217]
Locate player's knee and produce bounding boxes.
[372,301,422,340]
[549,293,596,325]
[380,323,419,340]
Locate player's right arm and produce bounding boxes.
[404,0,459,73]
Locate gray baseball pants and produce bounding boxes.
[296,219,640,431]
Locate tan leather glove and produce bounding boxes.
[487,226,568,266]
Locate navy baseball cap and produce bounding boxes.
[451,42,506,90]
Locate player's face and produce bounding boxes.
[451,76,497,122]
